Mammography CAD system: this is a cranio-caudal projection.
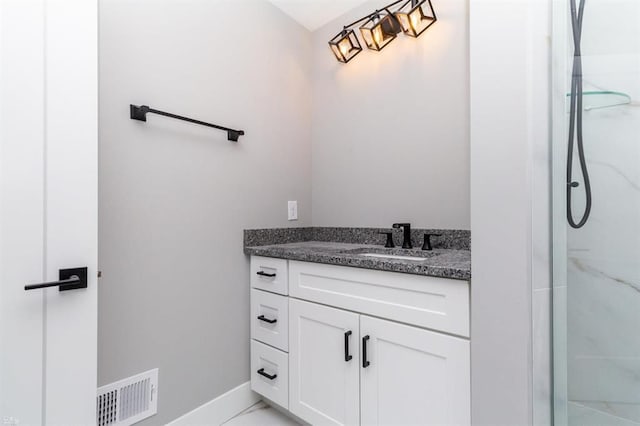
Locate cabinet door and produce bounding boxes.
[361,315,470,425]
[289,299,360,425]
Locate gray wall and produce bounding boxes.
[98,1,312,424]
[100,0,476,423]
[310,0,470,229]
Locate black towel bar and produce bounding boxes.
[130,104,244,142]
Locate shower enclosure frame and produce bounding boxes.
[551,0,640,424]
[551,0,571,423]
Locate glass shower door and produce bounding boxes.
[553,1,640,425]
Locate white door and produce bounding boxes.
[0,0,98,424]
[289,299,360,426]
[360,315,471,426]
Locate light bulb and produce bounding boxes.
[373,26,383,46]
[410,10,421,31]
[338,38,350,56]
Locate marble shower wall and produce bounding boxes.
[564,2,640,423]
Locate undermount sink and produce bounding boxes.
[360,253,429,261]
[341,247,439,261]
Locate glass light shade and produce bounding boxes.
[329,29,362,63]
[394,0,437,37]
[359,9,400,51]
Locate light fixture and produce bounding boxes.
[329,28,363,63]
[328,0,438,64]
[359,9,401,51]
[394,0,437,38]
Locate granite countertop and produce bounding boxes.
[244,240,471,281]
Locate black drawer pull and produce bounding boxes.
[344,330,353,362]
[257,315,277,324]
[362,335,370,368]
[257,368,277,380]
[256,271,276,278]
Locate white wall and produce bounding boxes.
[469,0,552,424]
[310,0,470,229]
[98,1,312,424]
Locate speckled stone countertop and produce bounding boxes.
[244,228,471,280]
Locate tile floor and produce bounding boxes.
[223,401,300,426]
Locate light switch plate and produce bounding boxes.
[288,201,298,221]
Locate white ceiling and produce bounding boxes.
[268,0,370,32]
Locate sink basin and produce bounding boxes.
[360,253,429,261]
[340,247,439,262]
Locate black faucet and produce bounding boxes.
[392,223,412,249]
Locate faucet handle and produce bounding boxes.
[392,223,411,229]
[422,233,442,251]
[379,232,395,248]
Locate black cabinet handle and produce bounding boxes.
[362,335,370,368]
[344,330,353,362]
[256,271,276,278]
[257,315,277,324]
[257,368,277,380]
[25,267,88,292]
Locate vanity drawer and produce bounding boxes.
[251,289,289,351]
[251,340,289,409]
[251,256,288,295]
[289,260,470,337]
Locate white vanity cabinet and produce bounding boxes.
[360,316,470,425]
[289,299,361,425]
[250,256,471,426]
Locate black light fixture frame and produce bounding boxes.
[329,28,363,63]
[359,8,403,51]
[395,0,437,38]
[328,0,437,63]
[130,104,245,142]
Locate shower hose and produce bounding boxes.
[567,0,592,228]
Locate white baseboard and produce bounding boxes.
[167,381,260,426]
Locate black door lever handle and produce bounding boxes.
[25,267,88,292]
